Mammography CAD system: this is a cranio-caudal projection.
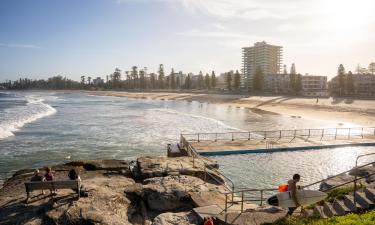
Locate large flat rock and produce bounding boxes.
[136,156,222,183]
[142,175,228,212]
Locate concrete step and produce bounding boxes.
[313,206,327,218]
[354,191,374,208]
[343,194,368,211]
[323,202,338,217]
[364,188,375,202]
[332,199,351,216]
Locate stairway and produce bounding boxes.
[312,187,375,218]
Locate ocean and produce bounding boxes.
[1,91,375,188]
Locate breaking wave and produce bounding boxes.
[0,94,57,139]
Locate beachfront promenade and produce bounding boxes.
[181,127,375,156]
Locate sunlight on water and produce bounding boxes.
[212,146,375,189]
[1,91,373,187]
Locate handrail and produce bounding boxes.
[353,153,375,211]
[181,126,375,143]
[302,161,375,190]
[181,127,375,136]
[180,134,236,195]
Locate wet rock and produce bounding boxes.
[152,212,199,225]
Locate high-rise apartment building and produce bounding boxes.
[242,41,282,91]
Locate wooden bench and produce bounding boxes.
[25,180,81,203]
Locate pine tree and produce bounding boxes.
[198,71,204,89]
[338,64,346,96]
[294,74,302,94]
[211,71,216,88]
[184,75,191,89]
[205,73,210,89]
[346,71,354,95]
[170,68,176,89]
[226,71,232,91]
[158,64,164,89]
[234,70,241,90]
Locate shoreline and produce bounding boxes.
[87,90,375,127]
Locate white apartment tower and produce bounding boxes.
[242,41,282,91]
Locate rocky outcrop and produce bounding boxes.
[136,156,223,183]
[141,175,227,211]
[0,157,229,225]
[152,212,199,225]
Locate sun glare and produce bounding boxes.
[318,0,375,41]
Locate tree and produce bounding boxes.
[170,68,176,89]
[211,71,216,88]
[139,69,146,89]
[113,68,122,88]
[346,71,354,95]
[198,71,204,89]
[87,76,92,86]
[253,66,264,92]
[205,73,210,89]
[80,76,85,85]
[338,64,346,96]
[294,74,302,94]
[234,70,241,90]
[158,64,164,89]
[290,63,296,75]
[369,62,375,75]
[150,73,157,89]
[184,75,191,89]
[176,76,180,89]
[226,71,232,91]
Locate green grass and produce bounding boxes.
[263,210,375,225]
[305,183,366,210]
[325,183,365,203]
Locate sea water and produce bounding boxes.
[1,91,374,188]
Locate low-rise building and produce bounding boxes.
[264,74,291,94]
[329,73,375,96]
[263,74,328,96]
[301,75,328,97]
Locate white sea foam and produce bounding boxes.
[0,96,57,139]
[149,108,246,132]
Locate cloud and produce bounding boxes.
[0,43,39,48]
[115,0,310,20]
[177,29,248,38]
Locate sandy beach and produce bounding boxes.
[87,91,375,127]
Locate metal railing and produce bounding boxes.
[222,157,375,223]
[180,134,236,201]
[181,127,375,143]
[353,153,375,211]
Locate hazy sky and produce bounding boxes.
[0,0,374,81]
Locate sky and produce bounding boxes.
[0,0,374,82]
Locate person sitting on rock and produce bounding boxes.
[44,167,55,194]
[67,168,88,197]
[30,169,45,194]
[44,167,54,181]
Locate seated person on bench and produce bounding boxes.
[67,168,88,197]
[30,169,45,194]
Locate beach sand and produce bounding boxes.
[87,91,375,127]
